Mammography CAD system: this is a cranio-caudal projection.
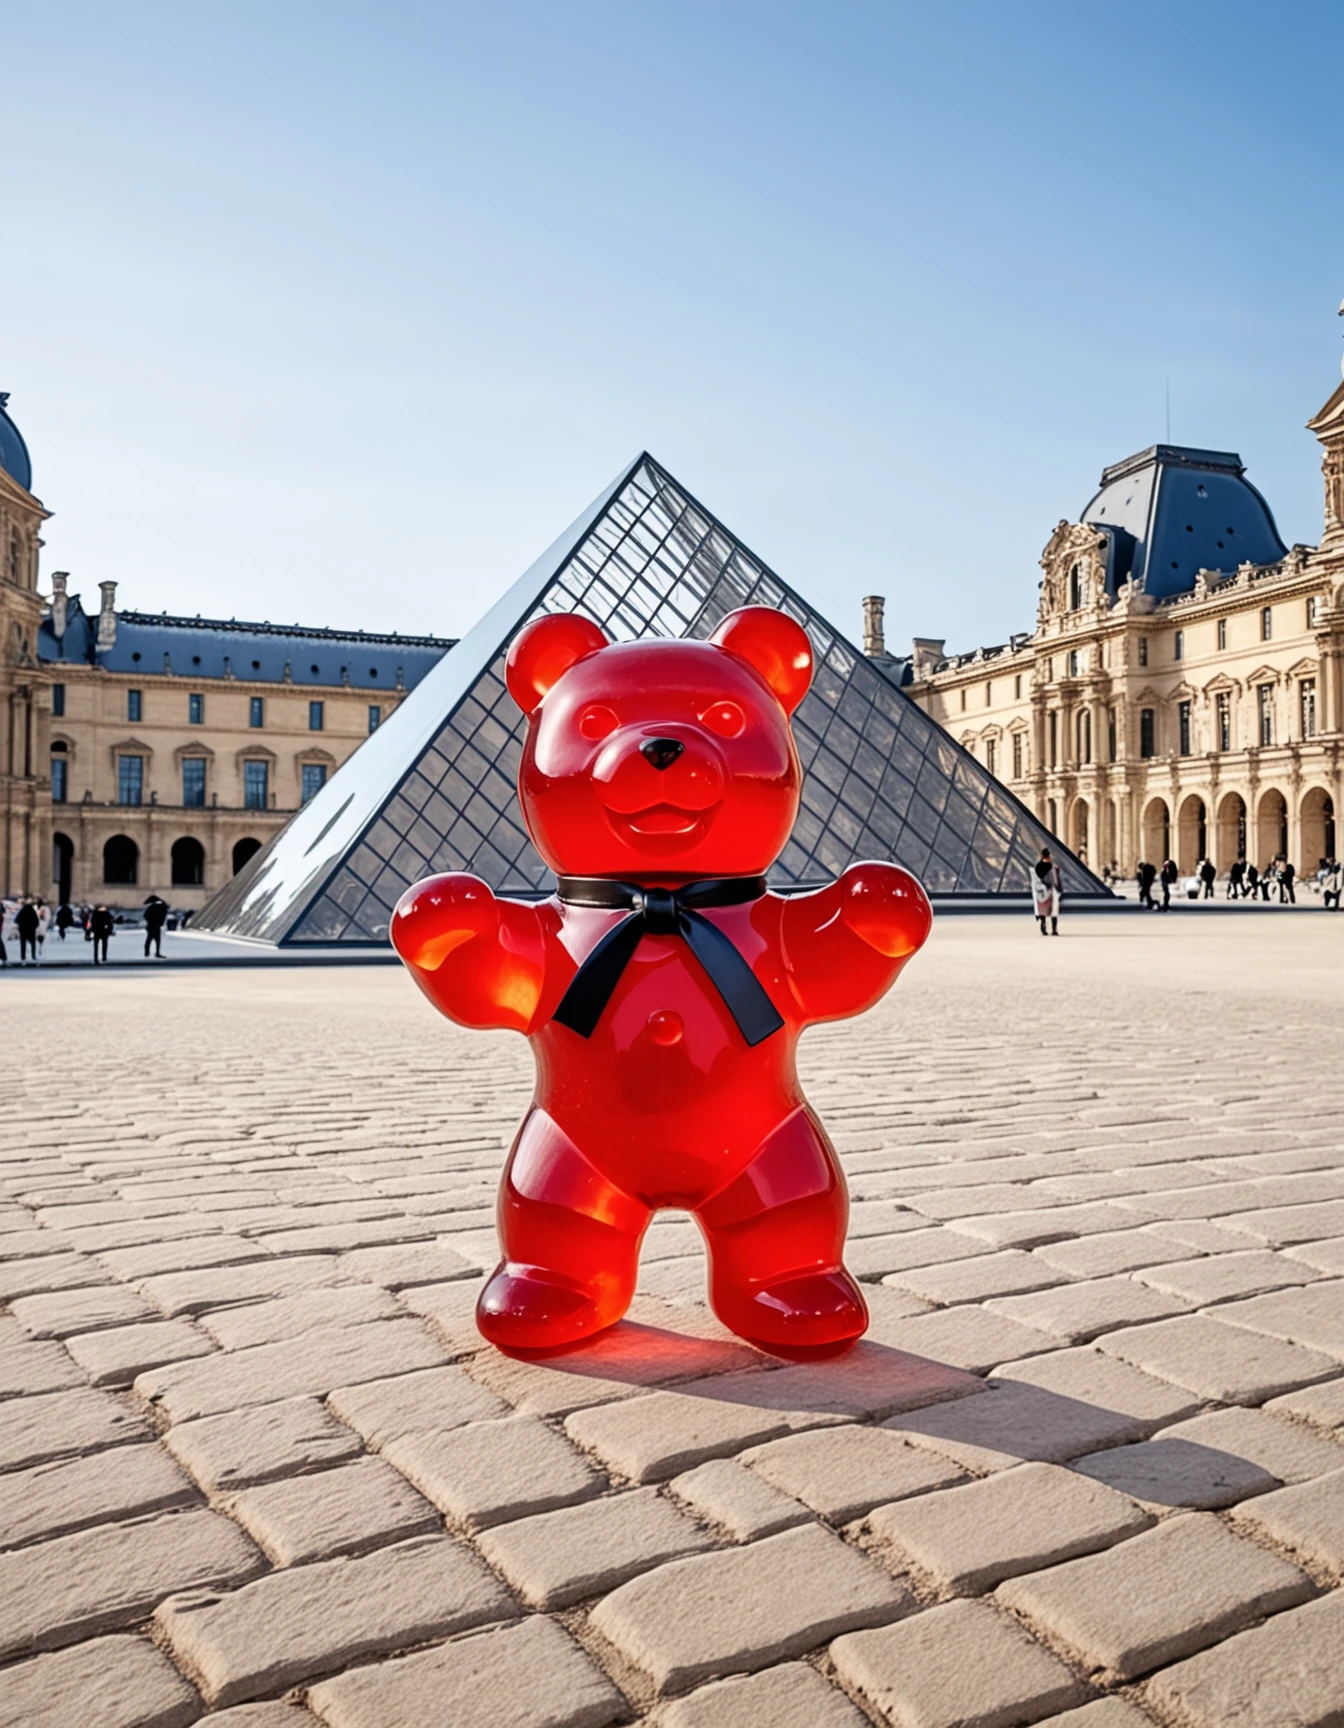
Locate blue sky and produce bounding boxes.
[3,1,1341,653]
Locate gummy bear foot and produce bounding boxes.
[476,1261,621,1355]
[714,1267,868,1359]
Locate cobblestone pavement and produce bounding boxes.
[3,910,1343,1727]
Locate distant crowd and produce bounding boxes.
[1,894,172,967]
[1100,857,1343,912]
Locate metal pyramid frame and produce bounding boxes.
[195,453,1106,944]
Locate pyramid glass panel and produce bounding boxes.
[194,453,1106,945]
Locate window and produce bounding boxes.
[189,692,204,725]
[1258,684,1274,746]
[127,689,142,723]
[1217,691,1231,752]
[301,762,327,803]
[367,705,381,734]
[960,688,967,711]
[1069,564,1082,610]
[1068,649,1079,678]
[1048,711,1058,768]
[1307,596,1321,628]
[1078,709,1092,763]
[1137,637,1148,668]
[1140,708,1155,758]
[1261,606,1273,642]
[51,683,65,718]
[1217,618,1227,651]
[1046,658,1054,681]
[1012,732,1024,778]
[1107,708,1117,762]
[985,738,996,776]
[182,758,206,807]
[118,755,144,806]
[249,696,265,728]
[308,700,324,731]
[1173,631,1183,662]
[984,681,992,707]
[1301,679,1317,739]
[244,760,269,809]
[51,758,67,803]
[1014,674,1022,699]
[1178,700,1192,756]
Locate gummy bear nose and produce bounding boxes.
[640,737,684,771]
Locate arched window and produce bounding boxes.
[52,833,74,903]
[1068,564,1082,611]
[103,834,139,885]
[232,837,263,875]
[171,837,205,886]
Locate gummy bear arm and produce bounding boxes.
[779,863,932,1019]
[390,873,544,1031]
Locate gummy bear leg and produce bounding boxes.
[697,1106,867,1358]
[478,1107,650,1355]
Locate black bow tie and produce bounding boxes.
[551,875,784,1047]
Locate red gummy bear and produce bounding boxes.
[391,607,932,1358]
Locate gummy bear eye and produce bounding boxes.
[700,700,745,739]
[579,704,619,741]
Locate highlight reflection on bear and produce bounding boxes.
[391,606,932,1358]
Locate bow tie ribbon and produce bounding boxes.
[551,875,784,1047]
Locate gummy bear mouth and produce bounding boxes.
[606,802,719,843]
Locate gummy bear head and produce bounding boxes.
[505,607,814,881]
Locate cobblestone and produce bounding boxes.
[996,1513,1315,1682]
[0,1634,201,1728]
[155,1533,513,1705]
[590,1522,909,1693]
[307,1615,626,1728]
[831,1599,1091,1728]
[865,1461,1151,1593]
[7,921,1344,1724]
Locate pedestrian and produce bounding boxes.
[1138,859,1157,909]
[36,900,50,958]
[1158,858,1178,911]
[56,902,73,941]
[1227,858,1244,899]
[15,897,39,965]
[90,903,114,966]
[143,894,168,959]
[1031,848,1061,936]
[1199,858,1216,900]
[1280,859,1296,905]
[1260,863,1274,901]
[1323,859,1342,911]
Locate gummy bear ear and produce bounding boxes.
[506,614,608,716]
[711,607,814,715]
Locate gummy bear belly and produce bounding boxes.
[531,954,801,1201]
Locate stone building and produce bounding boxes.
[0,393,454,910]
[906,353,1344,878]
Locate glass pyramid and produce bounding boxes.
[195,453,1106,944]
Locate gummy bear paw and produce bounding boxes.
[714,1267,868,1360]
[476,1262,619,1356]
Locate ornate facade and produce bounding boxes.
[0,395,454,909]
[907,360,1344,879]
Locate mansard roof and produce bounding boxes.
[1081,444,1287,602]
[38,597,455,693]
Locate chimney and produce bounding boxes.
[96,581,118,651]
[911,637,947,680]
[862,595,886,658]
[50,571,69,641]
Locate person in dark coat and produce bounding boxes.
[15,898,39,965]
[56,902,74,940]
[1227,859,1244,899]
[90,904,114,966]
[1279,859,1296,904]
[1199,859,1216,899]
[143,895,169,958]
[1159,858,1178,912]
[1138,860,1157,909]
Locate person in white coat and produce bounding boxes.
[1032,848,1062,936]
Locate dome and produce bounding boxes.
[0,392,33,493]
[1081,444,1286,602]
